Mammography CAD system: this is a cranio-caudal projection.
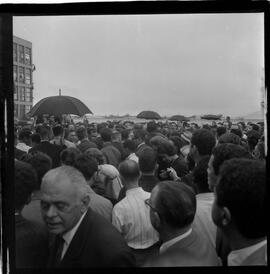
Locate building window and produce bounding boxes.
[19,45,24,63]
[13,65,18,82]
[14,85,18,101]
[25,88,31,102]
[13,43,17,62]
[25,105,31,115]
[20,87,25,101]
[19,66,25,83]
[14,103,19,117]
[25,68,31,84]
[25,47,31,65]
[20,105,25,118]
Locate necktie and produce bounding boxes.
[54,236,65,266]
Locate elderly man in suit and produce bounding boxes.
[40,165,135,268]
[144,181,220,266]
[212,159,266,266]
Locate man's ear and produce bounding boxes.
[221,207,231,227]
[81,194,90,213]
[152,211,161,230]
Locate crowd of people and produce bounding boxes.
[14,115,266,267]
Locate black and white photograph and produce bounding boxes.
[0,1,268,271]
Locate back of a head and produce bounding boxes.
[21,151,52,189]
[84,147,104,165]
[31,133,41,144]
[100,127,112,142]
[123,139,136,153]
[216,126,227,138]
[155,181,196,228]
[157,140,176,157]
[76,126,87,141]
[111,130,121,142]
[60,147,81,166]
[169,136,184,153]
[191,129,216,156]
[147,121,157,133]
[139,147,157,173]
[216,158,266,239]
[218,132,241,145]
[230,126,242,138]
[18,129,32,141]
[37,125,50,139]
[118,159,140,183]
[247,130,261,150]
[15,160,38,210]
[212,143,252,176]
[73,154,98,181]
[52,124,64,137]
[133,128,147,141]
[193,155,211,193]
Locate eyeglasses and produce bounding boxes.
[145,198,159,213]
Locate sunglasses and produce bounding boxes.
[145,198,159,214]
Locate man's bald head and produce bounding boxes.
[118,160,140,184]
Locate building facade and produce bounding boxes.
[13,36,33,120]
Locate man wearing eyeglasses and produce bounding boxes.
[144,181,220,266]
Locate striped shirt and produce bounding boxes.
[112,187,159,249]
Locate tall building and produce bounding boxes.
[13,36,34,120]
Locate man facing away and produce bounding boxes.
[40,165,135,268]
[212,159,266,266]
[112,160,159,266]
[144,181,220,266]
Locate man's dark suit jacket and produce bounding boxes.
[47,209,135,268]
[144,229,220,267]
[16,214,49,268]
[101,143,121,168]
[29,141,63,168]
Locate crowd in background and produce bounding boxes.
[14,115,266,267]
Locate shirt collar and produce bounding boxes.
[137,142,145,148]
[62,211,87,246]
[228,239,267,266]
[160,228,192,254]
[126,187,142,195]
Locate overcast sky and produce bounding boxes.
[13,13,264,117]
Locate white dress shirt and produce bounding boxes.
[112,187,159,249]
[228,239,267,266]
[61,211,87,260]
[127,153,139,163]
[159,228,192,254]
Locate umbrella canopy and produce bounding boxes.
[28,95,93,117]
[169,115,190,122]
[200,114,222,120]
[136,110,161,120]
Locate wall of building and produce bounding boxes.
[13,35,33,120]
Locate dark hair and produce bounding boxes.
[251,124,260,132]
[36,125,50,139]
[193,155,211,194]
[123,139,136,153]
[247,130,261,152]
[216,159,266,238]
[85,148,104,165]
[52,124,64,137]
[138,147,157,173]
[60,147,81,166]
[133,129,147,141]
[212,143,252,176]
[100,127,112,142]
[155,181,196,228]
[15,160,38,210]
[73,154,98,181]
[18,129,32,141]
[121,129,130,141]
[118,160,140,182]
[157,141,176,157]
[169,136,184,154]
[216,126,227,138]
[230,128,242,138]
[76,126,87,141]
[255,141,265,160]
[147,121,157,133]
[191,129,216,156]
[30,133,41,144]
[218,132,241,145]
[20,151,52,188]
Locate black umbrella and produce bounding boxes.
[169,115,190,122]
[28,95,93,117]
[136,110,161,120]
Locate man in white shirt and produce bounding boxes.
[144,181,220,267]
[211,159,266,266]
[123,139,139,163]
[112,160,159,266]
[16,128,32,152]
